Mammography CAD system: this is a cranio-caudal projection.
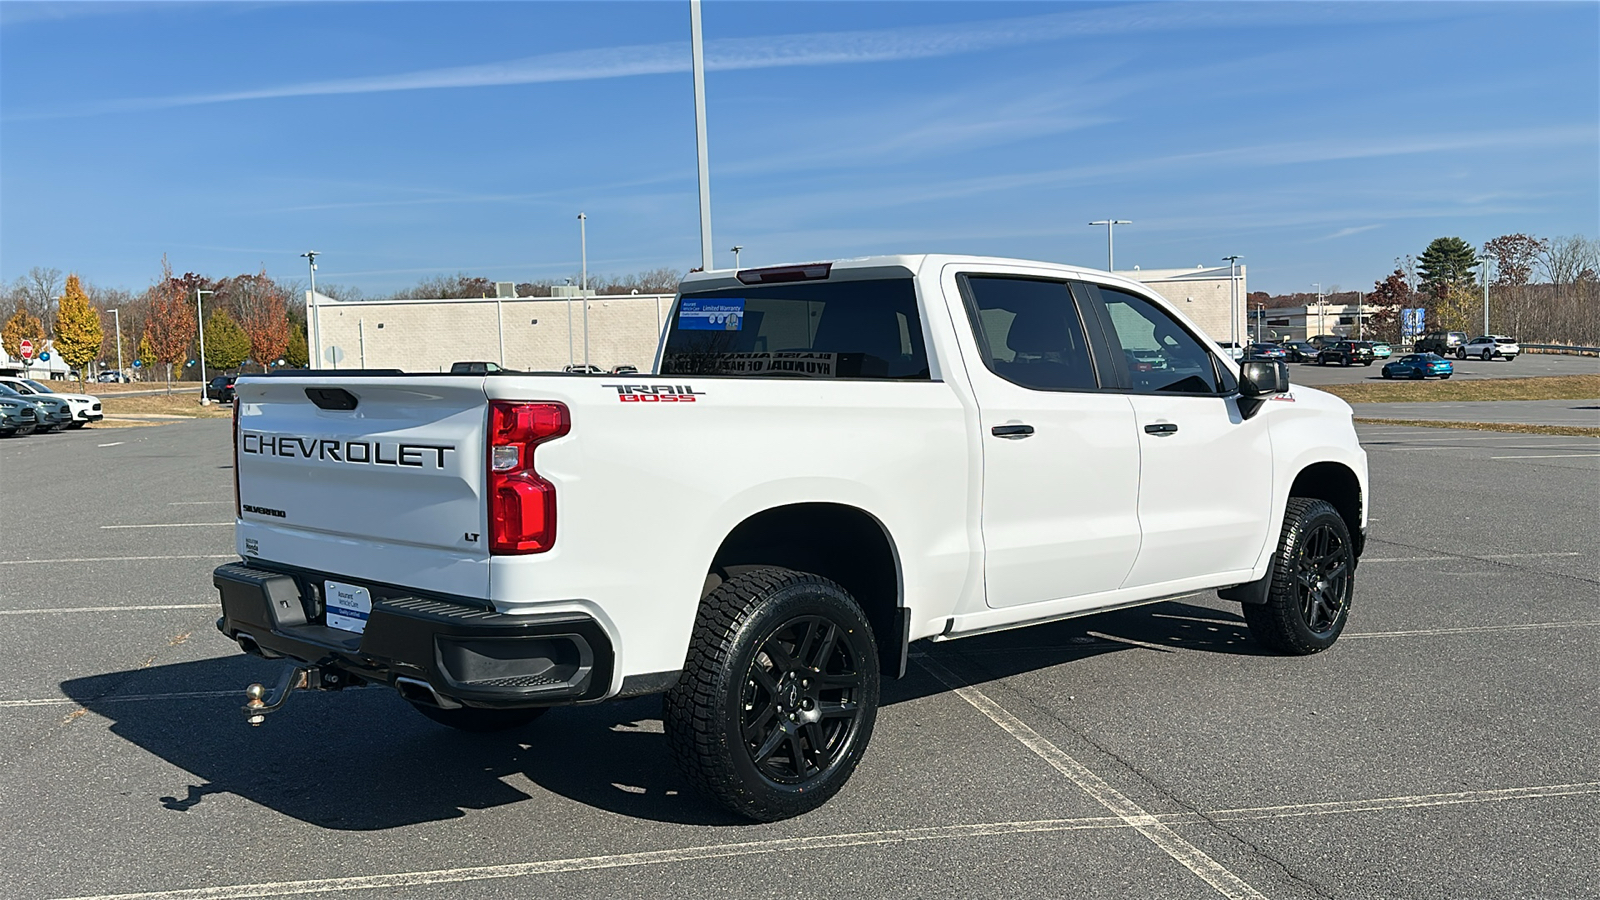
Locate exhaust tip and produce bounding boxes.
[395,676,461,709]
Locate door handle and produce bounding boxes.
[1143,423,1179,435]
[991,424,1035,438]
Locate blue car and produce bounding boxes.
[1245,343,1289,361]
[1382,353,1453,380]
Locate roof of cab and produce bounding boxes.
[677,254,1156,296]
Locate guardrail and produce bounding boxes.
[1520,343,1600,357]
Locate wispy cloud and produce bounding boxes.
[10,2,1454,120]
[1317,224,1383,241]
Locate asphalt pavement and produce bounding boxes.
[1,419,1595,900]
[1349,398,1600,427]
[1287,350,1597,387]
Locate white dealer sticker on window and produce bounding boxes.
[325,581,372,634]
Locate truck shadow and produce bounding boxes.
[60,599,1261,829]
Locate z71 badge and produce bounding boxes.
[602,384,705,403]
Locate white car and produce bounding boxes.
[214,254,1368,821]
[0,377,102,427]
[1457,335,1519,361]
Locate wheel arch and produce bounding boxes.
[706,502,907,678]
[1288,461,1364,557]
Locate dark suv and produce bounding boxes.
[206,375,237,403]
[1317,340,1375,367]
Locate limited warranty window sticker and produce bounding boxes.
[678,298,745,331]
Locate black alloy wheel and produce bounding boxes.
[666,567,880,821]
[1242,498,1355,654]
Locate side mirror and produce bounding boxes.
[1239,359,1289,397]
[1237,360,1288,419]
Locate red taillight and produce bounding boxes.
[232,400,242,518]
[488,401,570,554]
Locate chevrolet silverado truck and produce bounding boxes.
[214,255,1368,821]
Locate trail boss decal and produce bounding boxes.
[241,433,456,468]
[603,384,705,403]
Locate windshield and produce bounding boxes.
[24,380,54,393]
[660,278,930,379]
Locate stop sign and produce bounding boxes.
[19,339,33,360]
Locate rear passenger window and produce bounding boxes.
[960,276,1098,391]
[659,279,929,379]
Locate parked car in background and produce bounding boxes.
[610,365,640,375]
[206,375,238,403]
[1371,342,1393,359]
[1414,331,1467,356]
[561,364,606,374]
[0,382,71,432]
[1457,335,1519,361]
[1245,343,1289,361]
[0,397,39,437]
[1216,342,1246,361]
[449,361,505,375]
[0,376,101,427]
[97,371,130,383]
[1382,353,1453,380]
[1280,340,1320,362]
[1308,334,1341,349]
[1317,341,1376,367]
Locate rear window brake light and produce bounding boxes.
[736,263,832,285]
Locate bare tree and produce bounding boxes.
[1540,235,1596,286]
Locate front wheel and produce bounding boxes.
[1242,498,1354,655]
[409,702,547,732]
[665,567,880,821]
[1456,348,1466,359]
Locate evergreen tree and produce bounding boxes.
[284,324,309,368]
[1417,237,1479,296]
[203,308,251,371]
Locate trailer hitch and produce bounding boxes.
[243,664,357,725]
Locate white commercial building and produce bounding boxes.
[308,263,1249,373]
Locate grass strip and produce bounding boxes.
[1320,374,1599,403]
[99,394,231,418]
[1352,417,1599,438]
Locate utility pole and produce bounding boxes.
[1222,256,1241,351]
[196,289,214,403]
[1311,282,1323,340]
[1480,251,1492,335]
[1089,220,1131,271]
[690,0,714,272]
[579,212,589,369]
[301,252,321,369]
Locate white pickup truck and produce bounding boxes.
[214,254,1367,821]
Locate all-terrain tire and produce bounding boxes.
[408,702,547,732]
[665,566,880,821]
[1241,498,1354,655]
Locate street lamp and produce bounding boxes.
[110,308,123,377]
[1088,220,1131,271]
[1311,282,1323,340]
[578,213,589,369]
[301,252,321,369]
[730,245,743,270]
[690,0,714,272]
[1222,256,1242,351]
[196,289,214,404]
[1480,249,1493,335]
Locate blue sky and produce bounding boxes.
[2,1,1596,296]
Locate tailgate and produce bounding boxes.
[234,376,490,597]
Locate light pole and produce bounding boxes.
[579,213,589,369]
[1311,282,1323,340]
[1480,250,1493,335]
[730,245,743,270]
[1089,220,1131,271]
[110,308,123,377]
[690,0,714,272]
[196,289,214,404]
[301,251,321,369]
[1222,256,1241,351]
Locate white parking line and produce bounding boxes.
[101,523,232,530]
[168,501,233,506]
[0,555,234,566]
[97,441,125,447]
[0,691,237,709]
[1344,622,1600,638]
[1490,453,1600,460]
[913,653,1266,900]
[0,604,214,616]
[47,781,1597,900]
[1361,551,1582,563]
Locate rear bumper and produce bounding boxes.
[213,561,613,708]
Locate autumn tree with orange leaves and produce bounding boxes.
[227,269,291,371]
[145,256,197,390]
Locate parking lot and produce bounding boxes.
[2,418,1595,900]
[1287,349,1598,387]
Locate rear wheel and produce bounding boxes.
[408,703,547,732]
[1242,498,1354,655]
[1482,349,1493,360]
[1411,368,1423,379]
[665,567,880,821]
